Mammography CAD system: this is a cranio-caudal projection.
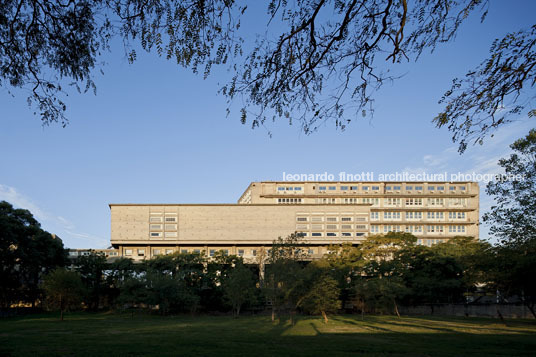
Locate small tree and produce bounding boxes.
[223,263,256,317]
[42,269,85,320]
[301,275,341,323]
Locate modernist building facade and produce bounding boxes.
[110,181,479,261]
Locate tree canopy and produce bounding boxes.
[1,0,533,151]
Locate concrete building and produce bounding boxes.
[110,181,479,261]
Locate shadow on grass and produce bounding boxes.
[1,313,535,356]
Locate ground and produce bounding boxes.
[1,313,535,356]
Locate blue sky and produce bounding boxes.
[1,1,534,248]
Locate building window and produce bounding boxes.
[340,186,349,190]
[297,232,308,237]
[181,249,188,254]
[385,198,401,206]
[326,217,338,222]
[311,232,322,237]
[449,198,467,207]
[124,249,132,256]
[370,225,380,233]
[295,187,302,191]
[153,249,161,255]
[326,224,338,229]
[341,224,352,229]
[405,198,423,206]
[165,249,173,255]
[355,224,367,230]
[437,186,445,191]
[326,232,337,237]
[362,186,369,191]
[406,186,413,190]
[449,186,456,191]
[341,232,352,237]
[370,212,379,220]
[238,249,244,257]
[356,233,365,237]
[165,224,177,230]
[150,224,162,230]
[308,249,314,255]
[427,212,444,220]
[350,186,358,190]
[428,198,444,206]
[278,187,285,191]
[428,186,435,191]
[341,217,352,222]
[137,249,145,256]
[252,249,257,257]
[296,217,308,222]
[459,186,466,191]
[311,216,324,222]
[209,249,216,257]
[372,186,380,191]
[415,186,423,191]
[406,211,422,220]
[194,249,201,254]
[150,216,163,223]
[165,232,177,238]
[150,232,163,238]
[328,186,336,191]
[318,186,327,191]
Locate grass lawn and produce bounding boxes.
[1,312,535,356]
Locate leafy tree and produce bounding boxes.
[222,262,257,317]
[435,26,536,152]
[264,233,307,322]
[42,268,85,320]
[320,244,365,310]
[300,274,341,323]
[488,240,536,318]
[483,129,536,246]
[0,201,67,308]
[74,251,108,310]
[3,0,531,149]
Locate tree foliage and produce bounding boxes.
[5,0,532,150]
[435,25,536,152]
[0,200,67,308]
[483,129,536,246]
[42,268,85,320]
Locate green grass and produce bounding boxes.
[1,312,535,356]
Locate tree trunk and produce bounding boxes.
[393,299,401,318]
[525,303,536,319]
[321,310,328,324]
[271,306,276,322]
[496,306,506,325]
[60,295,64,321]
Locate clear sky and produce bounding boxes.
[1,1,534,248]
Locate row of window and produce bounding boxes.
[369,225,467,234]
[124,248,319,257]
[277,186,303,191]
[287,197,469,207]
[149,216,177,223]
[370,211,467,221]
[149,224,178,230]
[277,198,303,203]
[304,185,468,192]
[297,224,368,230]
[296,216,368,222]
[150,232,177,238]
[298,232,366,238]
